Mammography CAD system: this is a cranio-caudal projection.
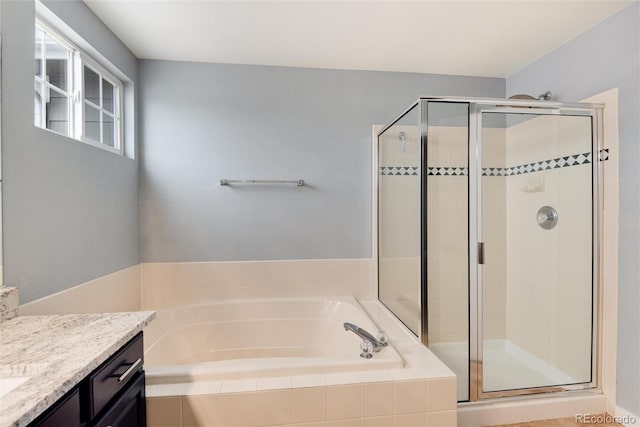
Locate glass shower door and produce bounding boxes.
[378,105,422,336]
[478,111,595,395]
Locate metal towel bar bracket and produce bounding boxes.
[220,179,305,187]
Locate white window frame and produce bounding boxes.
[35,19,124,155]
[34,21,75,138]
[78,54,124,154]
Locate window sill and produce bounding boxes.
[35,125,126,157]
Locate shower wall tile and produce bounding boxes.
[426,169,469,344]
[378,124,421,336]
[141,259,375,309]
[481,127,508,341]
[379,125,420,168]
[482,128,508,169]
[426,126,468,167]
[378,256,421,334]
[389,152,592,178]
[506,115,592,166]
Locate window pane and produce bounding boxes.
[102,113,115,147]
[102,80,115,114]
[84,103,100,142]
[45,35,69,92]
[46,86,70,136]
[35,27,44,78]
[84,66,100,106]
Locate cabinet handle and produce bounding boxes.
[117,358,142,382]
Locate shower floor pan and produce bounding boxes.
[430,339,579,401]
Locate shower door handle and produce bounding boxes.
[478,242,485,265]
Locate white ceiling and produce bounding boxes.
[83,0,633,78]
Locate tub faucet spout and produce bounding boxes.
[343,322,388,352]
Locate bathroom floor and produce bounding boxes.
[490,414,622,426]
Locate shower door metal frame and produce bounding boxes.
[470,101,604,401]
[378,96,604,403]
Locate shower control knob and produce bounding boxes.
[537,212,550,222]
[537,206,558,230]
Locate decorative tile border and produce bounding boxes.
[381,152,594,178]
[379,166,419,176]
[484,152,591,177]
[427,167,469,176]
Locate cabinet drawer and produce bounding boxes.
[88,333,143,419]
[91,371,146,427]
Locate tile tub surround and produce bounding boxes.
[145,300,458,427]
[0,287,19,322]
[141,259,377,310]
[18,265,141,316]
[0,311,155,427]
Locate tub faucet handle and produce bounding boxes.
[360,340,374,359]
[344,322,386,353]
[377,330,389,347]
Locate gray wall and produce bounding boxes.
[1,0,139,303]
[507,2,640,416]
[139,60,504,262]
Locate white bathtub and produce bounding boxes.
[144,297,403,384]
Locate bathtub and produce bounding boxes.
[144,297,403,384]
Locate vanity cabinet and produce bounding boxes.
[91,372,146,427]
[28,333,146,427]
[30,389,81,427]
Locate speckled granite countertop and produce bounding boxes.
[0,311,155,427]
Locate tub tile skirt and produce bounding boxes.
[146,377,457,427]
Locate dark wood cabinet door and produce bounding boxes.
[30,388,81,427]
[91,371,146,427]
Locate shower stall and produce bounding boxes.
[377,97,603,402]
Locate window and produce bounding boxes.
[34,24,73,137]
[34,20,123,154]
[82,61,120,148]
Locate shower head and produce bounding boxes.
[508,91,552,101]
[508,94,537,100]
[537,91,552,101]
